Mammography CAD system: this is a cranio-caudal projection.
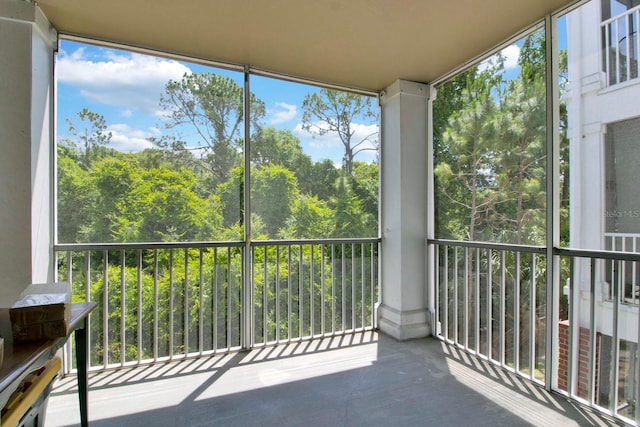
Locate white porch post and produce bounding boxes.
[0,1,56,305]
[378,80,430,340]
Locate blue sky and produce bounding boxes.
[56,40,379,166]
[56,25,565,166]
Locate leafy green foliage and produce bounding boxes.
[58,75,379,244]
[434,29,565,246]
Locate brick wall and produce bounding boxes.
[557,320,598,398]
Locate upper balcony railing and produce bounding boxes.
[602,5,640,87]
[604,232,640,304]
[54,238,379,374]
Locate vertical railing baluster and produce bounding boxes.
[588,258,597,405]
[342,243,346,332]
[453,246,459,344]
[611,260,621,415]
[85,250,91,369]
[443,245,448,342]
[137,249,143,364]
[299,244,304,338]
[264,246,268,344]
[499,250,506,367]
[616,20,622,84]
[626,14,632,82]
[529,253,536,381]
[370,242,375,329]
[567,255,576,397]
[475,247,480,352]
[463,247,469,350]
[434,244,439,337]
[529,254,538,380]
[85,250,91,303]
[361,243,366,331]
[226,246,232,350]
[65,250,73,374]
[514,251,521,373]
[153,249,159,361]
[213,247,218,353]
[184,248,189,358]
[169,249,174,360]
[487,248,492,360]
[632,236,638,304]
[310,245,315,336]
[621,238,627,303]
[120,249,126,367]
[287,245,293,342]
[331,244,336,334]
[276,245,281,342]
[103,250,109,370]
[351,243,356,332]
[321,244,326,335]
[288,245,292,342]
[606,23,612,83]
[199,249,204,355]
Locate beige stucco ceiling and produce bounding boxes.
[37,0,577,91]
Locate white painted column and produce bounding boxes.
[378,80,430,340]
[0,1,56,305]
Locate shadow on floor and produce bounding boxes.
[47,332,622,427]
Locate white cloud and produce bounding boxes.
[294,121,342,149]
[267,102,298,124]
[502,45,521,70]
[478,44,521,72]
[57,47,191,116]
[107,123,155,152]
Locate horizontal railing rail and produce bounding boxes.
[428,239,547,384]
[556,248,640,423]
[55,238,379,373]
[430,239,640,424]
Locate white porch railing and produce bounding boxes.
[430,237,640,425]
[54,238,379,373]
[604,232,640,304]
[429,239,547,384]
[602,5,640,87]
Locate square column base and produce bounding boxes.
[377,304,431,341]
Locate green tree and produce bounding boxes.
[350,161,378,224]
[251,165,299,238]
[282,195,335,239]
[434,72,499,241]
[493,67,546,243]
[301,89,377,175]
[251,127,311,170]
[112,166,217,242]
[331,177,372,238]
[60,108,112,169]
[56,147,97,243]
[157,72,266,185]
[305,159,340,201]
[90,157,137,242]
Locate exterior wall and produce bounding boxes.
[0,1,56,306]
[558,320,598,398]
[567,0,640,339]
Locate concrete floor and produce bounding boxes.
[45,332,621,427]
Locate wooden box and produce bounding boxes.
[9,283,71,343]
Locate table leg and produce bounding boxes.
[74,321,88,427]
